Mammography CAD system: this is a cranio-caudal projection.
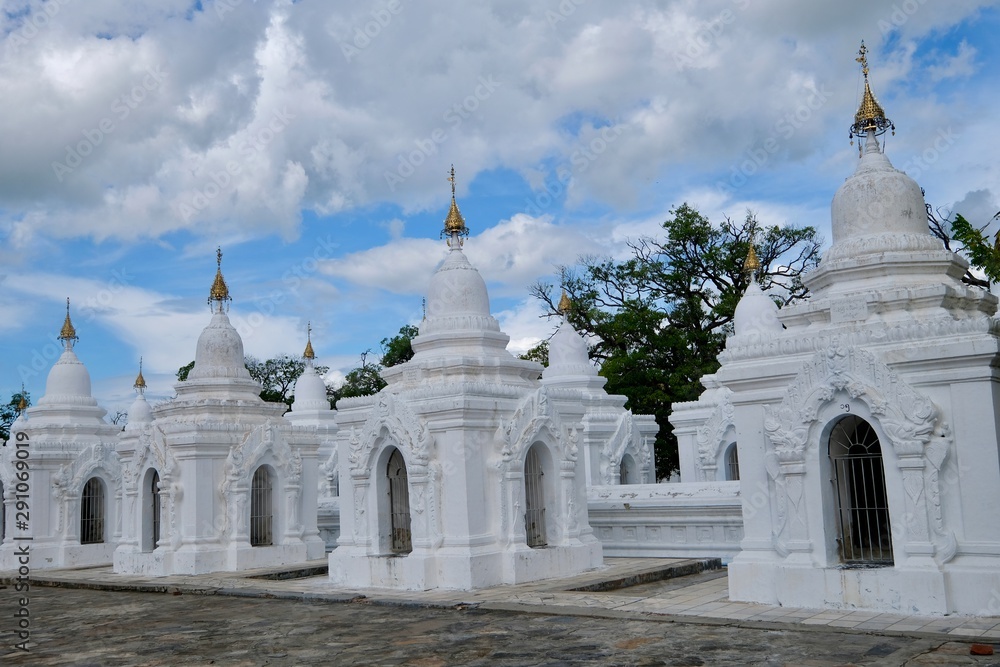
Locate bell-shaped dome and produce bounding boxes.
[826,133,937,262]
[544,320,596,379]
[40,301,95,404]
[734,281,783,336]
[420,246,500,335]
[293,362,330,412]
[42,347,93,402]
[188,310,253,381]
[126,393,154,428]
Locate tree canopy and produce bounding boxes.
[330,324,418,406]
[926,202,999,288]
[531,204,822,475]
[1,390,31,442]
[176,355,329,408]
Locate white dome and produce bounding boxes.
[41,348,93,403]
[734,282,783,336]
[126,393,154,428]
[292,362,330,412]
[544,320,597,379]
[420,246,500,335]
[188,310,253,380]
[827,134,939,261]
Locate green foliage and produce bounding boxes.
[519,340,549,366]
[176,360,195,382]
[1,390,31,442]
[951,214,1000,286]
[532,204,822,476]
[330,325,419,406]
[380,324,418,368]
[176,355,329,408]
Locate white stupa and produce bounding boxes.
[678,44,1000,615]
[114,249,325,575]
[0,301,122,569]
[328,168,603,590]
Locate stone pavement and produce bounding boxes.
[2,558,1000,665]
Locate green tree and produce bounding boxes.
[176,355,329,408]
[531,204,822,475]
[329,325,419,406]
[926,202,997,288]
[1,390,31,443]
[519,340,549,366]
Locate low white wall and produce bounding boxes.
[587,482,743,563]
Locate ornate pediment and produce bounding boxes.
[349,391,432,474]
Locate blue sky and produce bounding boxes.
[1,0,999,415]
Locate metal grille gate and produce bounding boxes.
[387,449,412,554]
[149,470,161,549]
[80,477,105,544]
[250,466,273,547]
[524,446,547,548]
[830,416,893,565]
[726,444,740,481]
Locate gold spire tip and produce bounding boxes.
[441,165,470,242]
[303,322,315,360]
[59,297,78,342]
[557,290,572,316]
[17,387,27,412]
[849,41,894,145]
[209,246,232,305]
[743,243,761,276]
[134,357,147,391]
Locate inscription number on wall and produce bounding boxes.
[840,403,851,412]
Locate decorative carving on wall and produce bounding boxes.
[599,411,652,483]
[52,441,123,535]
[350,392,433,475]
[762,344,956,564]
[695,388,735,479]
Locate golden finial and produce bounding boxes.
[17,385,27,413]
[441,164,470,245]
[743,243,761,277]
[134,357,147,393]
[59,297,78,343]
[557,290,572,316]
[208,246,232,308]
[303,322,315,360]
[850,41,894,152]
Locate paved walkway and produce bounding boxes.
[0,558,1000,665]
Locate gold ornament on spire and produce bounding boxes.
[134,357,147,393]
[557,290,572,316]
[303,322,315,360]
[441,164,470,245]
[743,242,761,277]
[849,41,894,150]
[59,297,78,343]
[208,247,232,308]
[17,385,27,413]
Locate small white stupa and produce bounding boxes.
[114,249,325,575]
[0,300,122,570]
[541,292,657,485]
[329,168,602,590]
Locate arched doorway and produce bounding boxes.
[829,415,893,565]
[725,443,740,481]
[142,469,161,552]
[619,453,637,485]
[250,466,274,547]
[524,444,547,548]
[386,448,412,554]
[80,477,106,545]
